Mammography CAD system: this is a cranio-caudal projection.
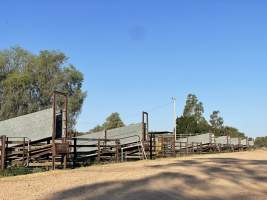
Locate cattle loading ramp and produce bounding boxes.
[71,123,148,166]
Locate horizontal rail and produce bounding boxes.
[71,137,119,142]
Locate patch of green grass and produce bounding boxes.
[0,167,46,177]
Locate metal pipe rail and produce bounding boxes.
[119,135,147,162]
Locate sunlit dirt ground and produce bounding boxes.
[0,150,267,200]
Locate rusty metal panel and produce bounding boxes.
[54,142,70,154]
[0,108,53,141]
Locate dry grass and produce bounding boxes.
[0,150,267,200]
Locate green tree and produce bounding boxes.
[209,111,224,136]
[255,136,267,147]
[176,116,210,136]
[90,112,125,132]
[223,126,245,138]
[176,94,247,138]
[177,94,210,136]
[90,125,104,133]
[183,94,205,123]
[0,47,86,129]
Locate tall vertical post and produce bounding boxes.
[63,95,68,169]
[104,130,107,148]
[115,139,120,163]
[172,97,177,158]
[22,137,25,166]
[73,137,77,168]
[52,92,56,170]
[172,97,177,141]
[142,112,145,142]
[142,112,149,142]
[149,133,153,160]
[64,95,68,138]
[27,139,31,167]
[97,139,100,163]
[52,91,68,170]
[1,136,6,170]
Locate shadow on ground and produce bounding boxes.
[47,157,267,200]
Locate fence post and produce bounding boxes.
[1,136,6,170]
[179,142,181,156]
[23,137,25,166]
[97,139,100,163]
[27,139,31,167]
[115,139,120,163]
[149,133,153,160]
[73,138,77,168]
[173,136,176,157]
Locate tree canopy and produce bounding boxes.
[254,136,267,147]
[177,94,210,136]
[176,94,246,138]
[90,112,125,132]
[0,47,86,129]
[209,111,224,135]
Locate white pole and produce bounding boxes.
[172,97,177,141]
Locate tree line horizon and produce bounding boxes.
[90,94,246,139]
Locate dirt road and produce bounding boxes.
[0,150,267,200]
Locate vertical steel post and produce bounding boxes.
[149,133,153,160]
[142,112,149,142]
[63,95,68,169]
[172,97,177,141]
[22,137,25,166]
[115,139,120,163]
[52,92,56,170]
[1,136,6,170]
[27,139,30,167]
[97,139,100,163]
[104,130,107,148]
[142,112,145,142]
[73,137,77,168]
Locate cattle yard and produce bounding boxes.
[0,91,255,171]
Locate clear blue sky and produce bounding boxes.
[1,1,266,137]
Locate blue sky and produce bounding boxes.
[1,0,267,137]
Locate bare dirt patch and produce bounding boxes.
[0,150,267,200]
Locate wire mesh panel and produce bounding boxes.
[154,135,175,157]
